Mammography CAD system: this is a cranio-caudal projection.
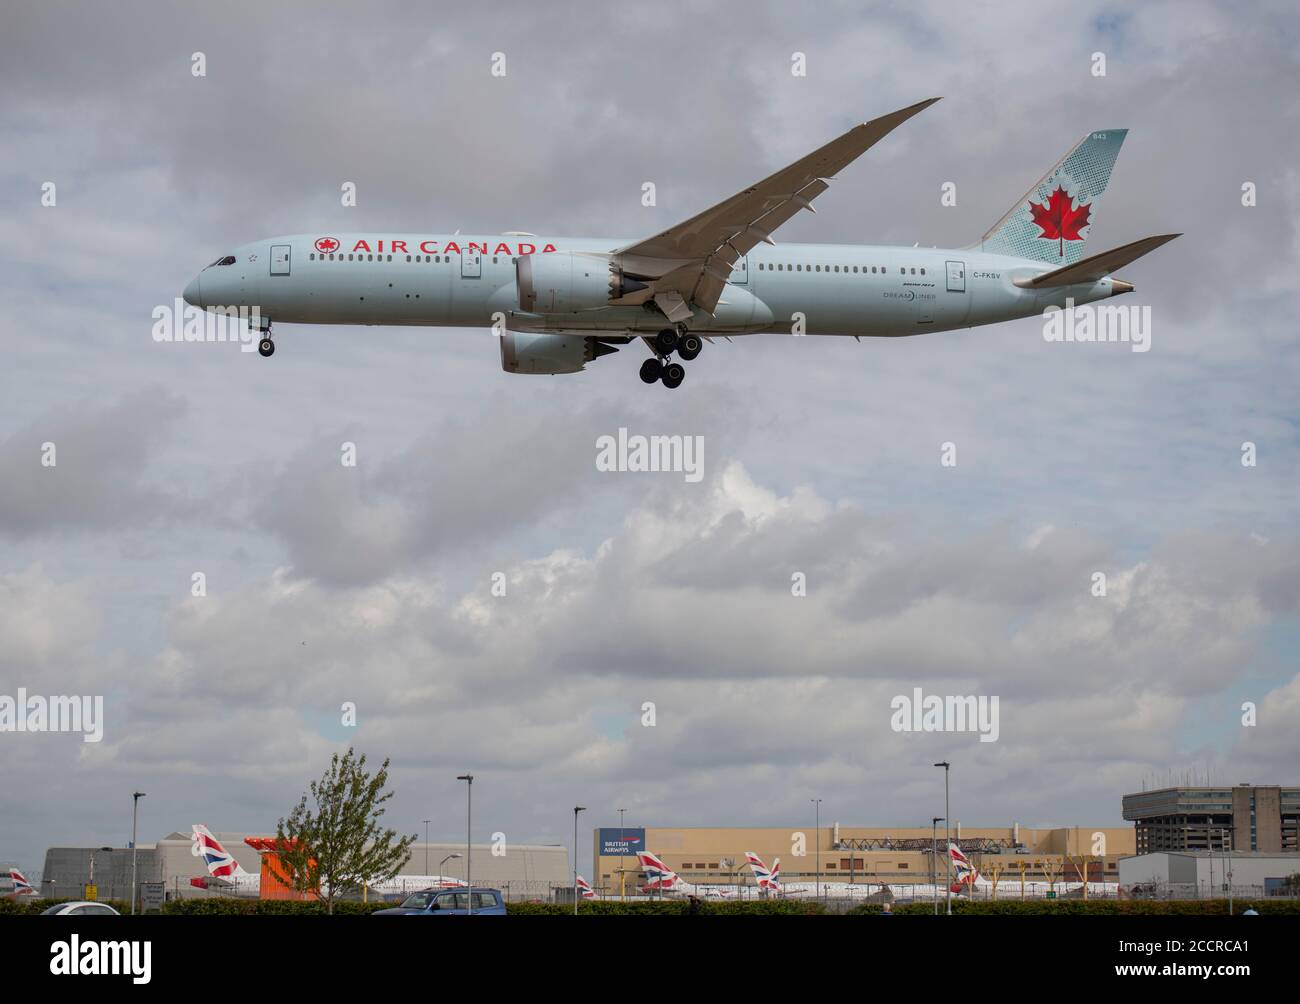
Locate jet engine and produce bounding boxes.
[516,252,647,314]
[499,331,619,374]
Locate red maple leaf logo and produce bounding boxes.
[315,237,339,253]
[1028,185,1091,257]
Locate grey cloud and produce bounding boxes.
[248,389,754,584]
[0,387,186,535]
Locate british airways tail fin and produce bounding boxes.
[637,850,682,892]
[191,824,251,879]
[8,868,35,896]
[949,843,980,891]
[979,130,1127,265]
[744,851,782,894]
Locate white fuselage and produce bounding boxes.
[185,233,1124,339]
[195,870,467,898]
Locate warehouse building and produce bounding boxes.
[1119,852,1300,899]
[41,829,569,902]
[592,823,1134,897]
[1121,784,1300,853]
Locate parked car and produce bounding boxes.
[41,901,121,916]
[373,888,506,915]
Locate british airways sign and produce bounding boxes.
[599,828,645,857]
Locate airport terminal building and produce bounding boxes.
[1121,784,1300,853]
[40,829,569,902]
[592,823,1136,897]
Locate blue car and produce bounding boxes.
[373,888,506,916]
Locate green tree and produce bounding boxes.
[270,747,416,914]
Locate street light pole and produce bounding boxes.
[130,792,146,915]
[811,798,822,900]
[456,774,474,915]
[935,762,951,915]
[423,819,431,876]
[573,806,586,915]
[618,807,626,902]
[440,852,462,890]
[1221,827,1234,914]
[932,816,945,916]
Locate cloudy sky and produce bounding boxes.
[1,0,1298,880]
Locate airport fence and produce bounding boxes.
[848,898,1300,915]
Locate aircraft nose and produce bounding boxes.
[183,275,202,307]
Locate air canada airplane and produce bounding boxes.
[182,98,1177,389]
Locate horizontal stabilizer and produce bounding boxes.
[1020,233,1180,288]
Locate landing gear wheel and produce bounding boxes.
[258,338,275,357]
[639,358,663,384]
[661,362,685,389]
[654,328,679,354]
[677,334,702,361]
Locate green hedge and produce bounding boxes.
[849,899,1300,916]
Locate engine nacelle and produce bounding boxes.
[500,331,600,374]
[516,252,645,314]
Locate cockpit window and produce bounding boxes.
[206,255,236,268]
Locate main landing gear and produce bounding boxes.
[641,327,698,389]
[640,357,685,388]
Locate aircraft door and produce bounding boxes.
[461,248,481,279]
[270,244,291,276]
[730,255,748,284]
[945,260,965,292]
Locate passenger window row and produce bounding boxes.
[757,262,926,276]
[307,253,501,264]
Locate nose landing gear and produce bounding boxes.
[254,320,274,357]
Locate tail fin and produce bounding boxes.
[979,130,1127,265]
[744,851,781,893]
[576,875,595,899]
[191,824,249,879]
[949,843,978,891]
[636,851,678,891]
[9,868,35,896]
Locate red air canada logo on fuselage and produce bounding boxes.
[316,237,559,256]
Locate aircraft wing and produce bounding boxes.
[613,98,940,320]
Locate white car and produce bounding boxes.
[41,901,121,916]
